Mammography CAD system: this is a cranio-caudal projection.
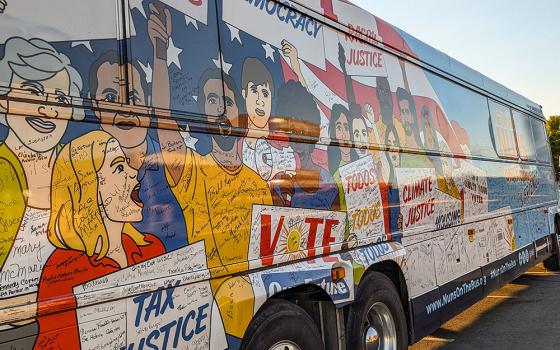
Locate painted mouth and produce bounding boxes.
[26,117,56,134]
[114,115,141,130]
[130,183,143,208]
[255,108,266,117]
[116,121,137,130]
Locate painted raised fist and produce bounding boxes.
[148,1,172,60]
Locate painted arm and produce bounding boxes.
[338,43,360,118]
[148,2,186,184]
[281,40,307,89]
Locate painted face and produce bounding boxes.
[97,139,143,223]
[334,112,351,147]
[94,63,150,149]
[203,79,240,151]
[244,81,271,130]
[352,117,369,158]
[376,79,393,122]
[387,131,400,168]
[423,114,438,150]
[6,70,73,152]
[399,99,414,136]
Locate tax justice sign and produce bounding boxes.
[74,242,228,350]
[397,168,437,230]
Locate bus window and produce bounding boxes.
[489,100,518,159]
[127,0,222,115]
[531,117,552,163]
[512,110,536,161]
[425,71,497,158]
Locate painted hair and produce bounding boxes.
[384,124,401,184]
[0,37,83,122]
[276,80,321,142]
[196,68,248,136]
[88,50,148,102]
[241,57,274,96]
[328,104,351,173]
[420,106,438,150]
[48,130,148,259]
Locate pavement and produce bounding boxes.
[409,264,560,350]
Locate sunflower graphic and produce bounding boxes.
[279,221,308,261]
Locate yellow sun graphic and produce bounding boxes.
[279,222,307,261]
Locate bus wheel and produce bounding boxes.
[241,299,324,350]
[346,272,408,350]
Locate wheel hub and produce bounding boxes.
[363,302,397,350]
[269,341,303,350]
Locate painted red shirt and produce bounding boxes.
[34,233,164,350]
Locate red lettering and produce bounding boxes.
[405,198,435,228]
[259,215,285,266]
[322,219,339,256]
[305,217,323,258]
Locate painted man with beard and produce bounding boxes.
[157,69,273,345]
[88,4,186,251]
[161,68,272,271]
[396,87,432,168]
[375,76,406,145]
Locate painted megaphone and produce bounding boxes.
[254,138,297,181]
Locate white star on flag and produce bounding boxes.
[71,41,93,53]
[129,0,146,18]
[167,38,183,69]
[185,15,199,30]
[262,43,275,62]
[226,23,242,44]
[180,131,199,150]
[213,53,233,75]
[137,60,153,84]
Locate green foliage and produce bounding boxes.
[546,116,560,178]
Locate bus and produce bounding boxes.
[0,0,557,349]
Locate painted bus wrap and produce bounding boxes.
[0,0,556,349]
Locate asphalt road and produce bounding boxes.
[409,264,560,350]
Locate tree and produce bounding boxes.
[546,115,560,178]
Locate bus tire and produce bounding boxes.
[346,272,408,350]
[240,299,324,350]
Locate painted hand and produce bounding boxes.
[338,43,347,72]
[0,0,7,14]
[364,103,375,125]
[281,40,299,67]
[148,2,172,60]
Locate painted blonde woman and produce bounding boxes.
[34,131,165,349]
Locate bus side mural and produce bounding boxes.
[0,0,555,349]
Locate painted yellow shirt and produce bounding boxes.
[0,143,27,271]
[169,149,273,274]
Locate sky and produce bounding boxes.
[351,0,560,118]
